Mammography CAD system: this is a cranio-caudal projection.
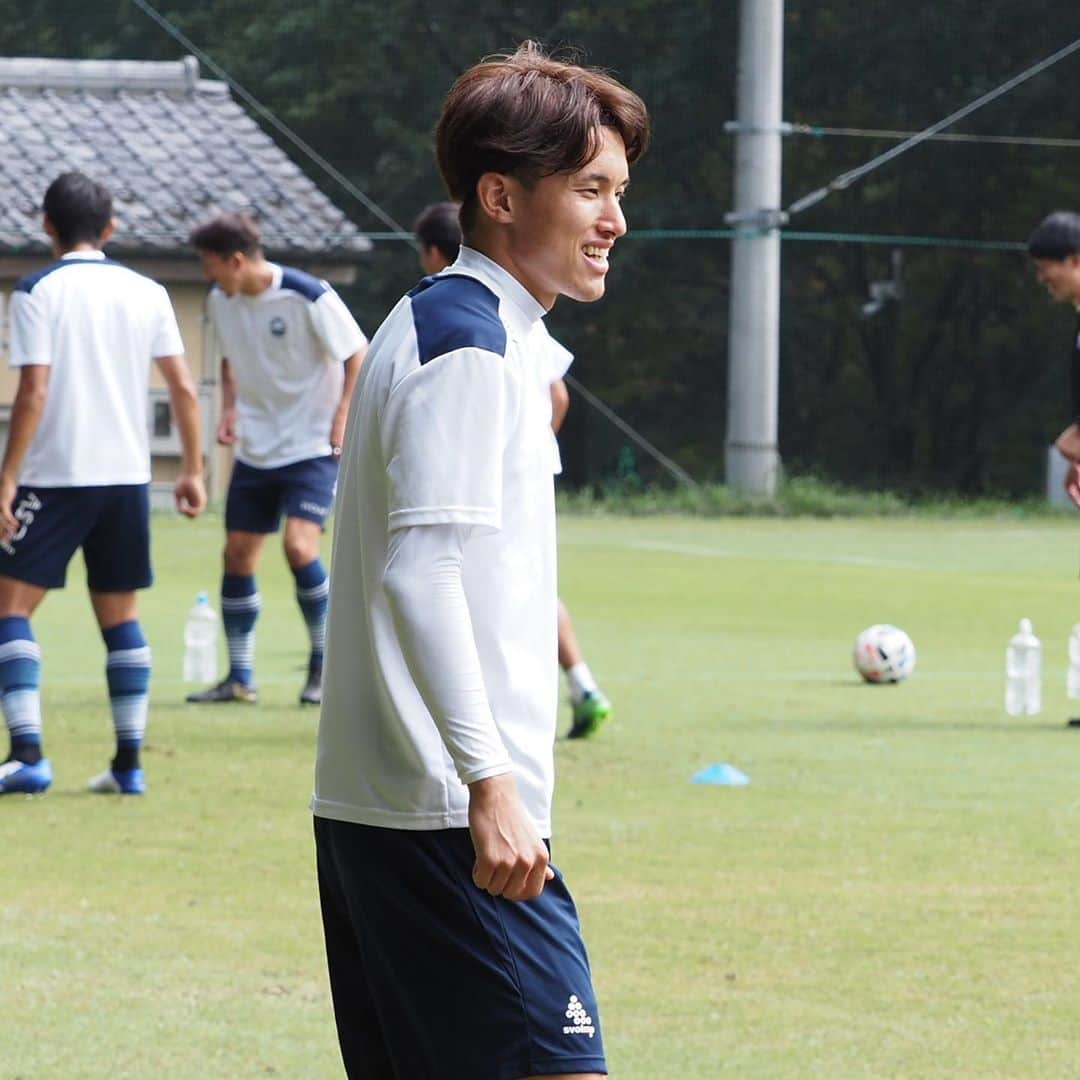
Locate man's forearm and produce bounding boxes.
[1055,423,1080,462]
[382,523,512,784]
[220,357,237,412]
[171,381,203,476]
[1,371,48,483]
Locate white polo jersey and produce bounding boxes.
[313,247,560,835]
[206,264,367,470]
[534,322,574,475]
[8,250,184,487]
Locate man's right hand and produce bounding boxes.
[0,473,17,540]
[217,407,238,446]
[468,772,554,902]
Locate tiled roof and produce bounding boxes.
[0,56,371,261]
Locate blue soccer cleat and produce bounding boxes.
[87,766,145,795]
[0,757,53,794]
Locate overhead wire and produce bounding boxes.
[790,124,1080,149]
[785,35,1080,218]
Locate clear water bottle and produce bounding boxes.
[1005,617,1041,716]
[183,591,218,684]
[1068,623,1080,699]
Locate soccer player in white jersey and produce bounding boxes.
[185,214,367,706]
[0,172,205,796]
[313,43,648,1079]
[415,200,614,739]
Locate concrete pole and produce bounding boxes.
[725,0,784,495]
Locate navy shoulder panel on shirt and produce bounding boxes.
[279,266,330,302]
[14,257,124,294]
[407,274,507,366]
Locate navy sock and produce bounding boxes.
[292,559,328,673]
[0,615,42,764]
[221,574,259,686]
[103,621,150,772]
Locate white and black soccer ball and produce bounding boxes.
[853,624,916,684]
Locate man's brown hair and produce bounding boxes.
[189,213,262,257]
[436,42,649,230]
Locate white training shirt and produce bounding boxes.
[313,246,560,836]
[206,264,367,469]
[8,250,184,487]
[533,321,574,475]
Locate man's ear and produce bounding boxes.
[475,172,515,225]
[99,217,117,246]
[43,214,58,242]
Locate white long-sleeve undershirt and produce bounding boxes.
[382,522,513,786]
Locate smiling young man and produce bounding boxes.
[313,43,648,1080]
[186,214,367,706]
[415,199,614,739]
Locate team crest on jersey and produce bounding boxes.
[270,316,287,337]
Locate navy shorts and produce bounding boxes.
[314,817,607,1080]
[225,456,337,534]
[0,484,152,592]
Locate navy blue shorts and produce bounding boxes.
[314,817,607,1080]
[225,456,337,534]
[0,484,152,592]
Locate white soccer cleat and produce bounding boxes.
[87,766,145,795]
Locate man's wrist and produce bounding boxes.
[467,770,516,802]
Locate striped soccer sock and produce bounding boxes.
[222,573,259,686]
[292,559,329,673]
[103,621,150,773]
[0,616,42,764]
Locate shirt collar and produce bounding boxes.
[60,249,106,261]
[450,246,547,334]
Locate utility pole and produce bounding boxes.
[724,0,785,496]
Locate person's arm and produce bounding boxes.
[1054,425,1080,508]
[0,365,49,539]
[330,346,366,455]
[218,357,238,446]
[156,355,206,518]
[549,377,569,435]
[382,522,553,902]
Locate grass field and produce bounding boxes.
[5,510,1080,1078]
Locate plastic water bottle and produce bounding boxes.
[183,591,218,684]
[1067,623,1080,699]
[1004,618,1041,716]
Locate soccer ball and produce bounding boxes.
[852,624,916,684]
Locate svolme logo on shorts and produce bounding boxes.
[0,492,42,556]
[299,500,329,517]
[562,994,596,1038]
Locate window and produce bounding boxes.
[153,401,172,438]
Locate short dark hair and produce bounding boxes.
[1028,212,1080,260]
[414,201,462,263]
[189,213,262,257]
[43,172,112,247]
[436,41,649,230]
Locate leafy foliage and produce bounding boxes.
[5,1,1080,492]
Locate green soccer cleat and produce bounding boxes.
[185,678,258,704]
[567,689,611,739]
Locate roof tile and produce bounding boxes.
[0,56,371,261]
